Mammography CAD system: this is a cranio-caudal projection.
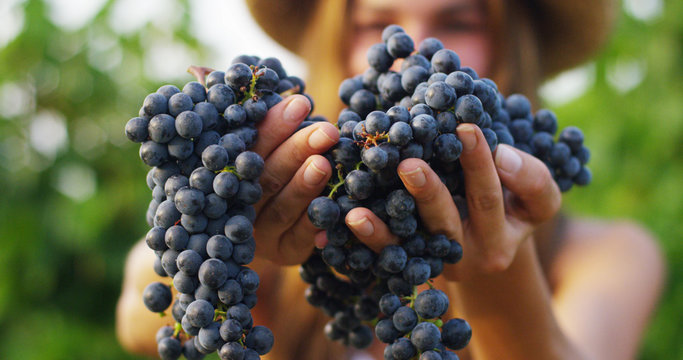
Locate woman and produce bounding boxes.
[117,0,665,359]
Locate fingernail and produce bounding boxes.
[457,124,477,152]
[314,231,328,249]
[399,166,426,188]
[303,161,327,185]
[347,215,374,237]
[284,96,310,123]
[495,145,522,174]
[308,128,335,149]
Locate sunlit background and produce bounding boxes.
[0,0,680,359]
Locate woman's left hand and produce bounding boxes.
[326,123,562,280]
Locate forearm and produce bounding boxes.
[447,238,586,360]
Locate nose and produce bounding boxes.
[401,19,432,50]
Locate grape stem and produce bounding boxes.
[239,66,262,104]
[363,317,380,327]
[214,309,227,321]
[173,321,183,338]
[408,286,418,308]
[426,279,435,289]
[327,181,345,199]
[327,165,346,199]
[219,165,242,180]
[354,123,389,149]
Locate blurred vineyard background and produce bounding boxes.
[0,0,680,359]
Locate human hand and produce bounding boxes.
[250,95,340,266]
[335,123,561,280]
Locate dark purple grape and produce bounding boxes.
[142,282,172,313]
[367,43,394,73]
[431,49,460,74]
[387,32,414,58]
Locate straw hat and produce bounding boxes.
[245,0,618,77]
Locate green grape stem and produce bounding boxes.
[327,181,345,199]
[173,321,183,338]
[327,165,346,199]
[219,165,242,180]
[363,317,380,327]
[240,66,262,104]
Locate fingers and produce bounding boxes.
[345,208,399,253]
[257,121,339,206]
[251,95,311,158]
[397,158,463,241]
[494,144,562,223]
[273,213,324,265]
[287,212,327,261]
[456,123,506,240]
[254,155,333,263]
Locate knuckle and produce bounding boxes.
[526,167,562,221]
[412,180,444,203]
[481,252,514,273]
[469,190,502,213]
[290,140,310,163]
[547,188,562,216]
[412,187,438,203]
[278,229,315,266]
[266,199,299,226]
[259,168,284,197]
[527,168,551,197]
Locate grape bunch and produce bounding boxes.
[301,24,591,359]
[125,56,313,360]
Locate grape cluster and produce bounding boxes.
[125,55,312,360]
[301,24,591,359]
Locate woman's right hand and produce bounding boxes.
[335,124,562,280]
[249,95,339,265]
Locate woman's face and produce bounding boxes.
[349,0,492,76]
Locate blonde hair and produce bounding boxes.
[297,0,353,122]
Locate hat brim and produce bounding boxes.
[246,0,617,77]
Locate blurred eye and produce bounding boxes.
[355,21,392,34]
[439,19,482,33]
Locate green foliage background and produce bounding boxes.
[0,0,679,359]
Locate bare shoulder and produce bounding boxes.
[548,217,666,359]
[552,218,665,280]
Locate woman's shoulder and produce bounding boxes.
[546,218,666,359]
[562,217,661,259]
[550,217,666,291]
